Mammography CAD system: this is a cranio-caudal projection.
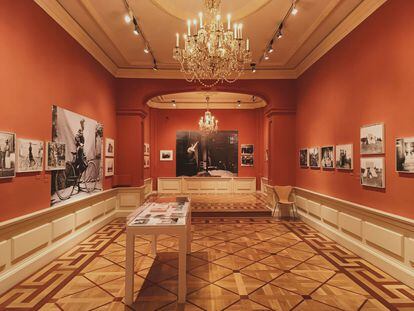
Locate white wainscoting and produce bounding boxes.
[157,177,257,194]
[294,187,414,288]
[261,177,269,193]
[144,178,153,198]
[0,185,146,295]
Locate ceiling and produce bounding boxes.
[148,91,266,109]
[35,0,386,79]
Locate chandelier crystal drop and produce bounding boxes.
[173,0,252,88]
[199,96,218,134]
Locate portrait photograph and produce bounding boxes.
[336,144,353,170]
[160,150,173,161]
[144,155,150,168]
[299,149,308,167]
[0,131,16,178]
[46,141,66,171]
[241,154,254,167]
[144,143,150,155]
[241,144,254,155]
[360,123,385,154]
[308,147,320,168]
[105,157,114,176]
[321,146,335,169]
[396,137,414,173]
[17,138,44,173]
[360,157,385,188]
[106,138,115,157]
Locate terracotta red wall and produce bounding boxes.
[295,0,414,219]
[0,2,117,221]
[150,108,263,182]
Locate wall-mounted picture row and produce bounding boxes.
[302,145,354,170]
[241,144,254,167]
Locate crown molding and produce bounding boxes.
[35,0,386,80]
[295,0,387,77]
[265,107,296,117]
[34,0,118,75]
[116,109,147,118]
[147,101,266,110]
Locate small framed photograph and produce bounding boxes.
[144,143,150,155]
[360,123,385,155]
[105,138,115,157]
[396,137,414,173]
[46,141,66,171]
[105,158,114,176]
[299,149,308,167]
[241,144,254,155]
[144,155,150,168]
[17,138,44,172]
[336,144,353,170]
[160,150,173,161]
[0,131,16,178]
[360,157,385,188]
[308,147,320,168]
[241,154,254,166]
[321,146,335,169]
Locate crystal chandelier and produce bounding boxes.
[199,96,218,134]
[173,0,252,88]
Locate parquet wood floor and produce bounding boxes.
[1,212,414,310]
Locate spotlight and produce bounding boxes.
[264,54,270,60]
[172,100,176,107]
[144,45,149,54]
[152,61,158,71]
[292,7,298,15]
[267,41,274,53]
[277,24,283,39]
[124,13,132,24]
[251,63,256,73]
[133,25,139,36]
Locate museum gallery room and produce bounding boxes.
[1,0,414,310]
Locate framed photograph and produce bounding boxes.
[336,144,353,170]
[105,138,115,157]
[360,157,385,188]
[241,154,254,166]
[321,146,335,169]
[0,131,16,178]
[299,148,308,167]
[360,123,385,154]
[396,137,414,173]
[144,143,150,155]
[46,141,66,171]
[144,155,150,168]
[308,147,320,168]
[105,158,114,176]
[241,144,254,155]
[17,138,44,172]
[160,150,173,161]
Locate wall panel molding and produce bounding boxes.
[293,187,414,288]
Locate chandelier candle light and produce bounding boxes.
[173,0,252,87]
[199,96,218,134]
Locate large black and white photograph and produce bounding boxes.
[51,105,103,206]
[299,149,308,167]
[360,123,385,154]
[308,147,320,168]
[105,138,114,157]
[336,144,353,170]
[46,141,66,171]
[176,131,238,177]
[17,138,44,173]
[396,137,414,173]
[0,131,16,178]
[321,146,335,169]
[361,157,385,188]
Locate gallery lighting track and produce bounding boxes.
[258,0,299,66]
[122,0,158,71]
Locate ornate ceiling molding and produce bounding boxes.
[34,0,387,79]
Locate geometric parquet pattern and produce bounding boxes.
[1,204,413,310]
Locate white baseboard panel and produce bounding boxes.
[0,211,117,294]
[294,187,414,289]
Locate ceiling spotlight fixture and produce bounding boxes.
[264,54,270,60]
[291,0,298,15]
[152,61,158,71]
[237,100,241,108]
[173,0,252,87]
[251,63,256,73]
[276,25,283,39]
[172,100,176,107]
[144,45,150,54]
[267,40,274,53]
[124,12,132,24]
